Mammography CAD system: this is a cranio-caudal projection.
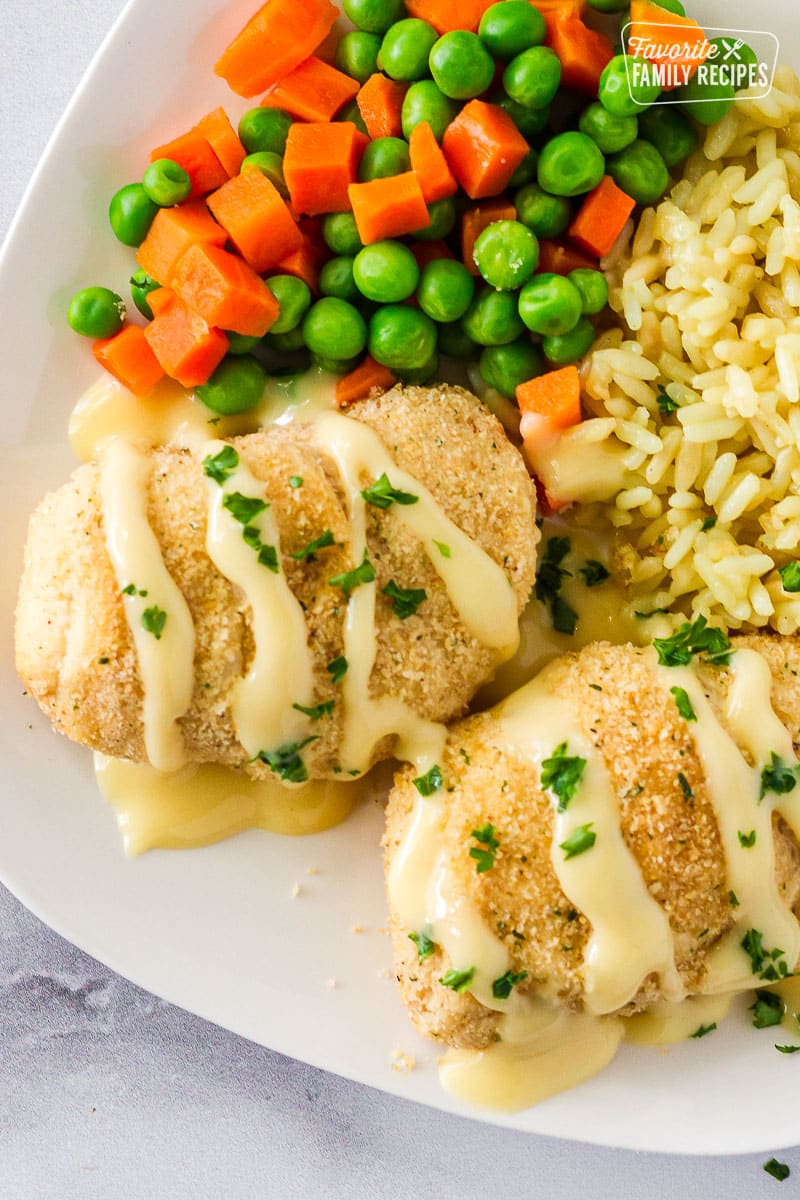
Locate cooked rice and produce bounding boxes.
[581,66,800,633]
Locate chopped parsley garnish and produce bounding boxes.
[670,686,697,721]
[459,747,471,766]
[700,516,717,532]
[409,930,436,961]
[541,742,587,812]
[492,969,527,1000]
[535,536,578,636]
[764,1158,791,1182]
[141,606,167,640]
[653,615,732,668]
[289,475,303,488]
[222,491,268,525]
[656,386,680,414]
[469,823,499,874]
[202,445,239,484]
[751,990,784,1029]
[579,560,609,588]
[361,473,419,510]
[779,561,800,593]
[292,700,335,720]
[258,544,279,573]
[326,656,348,684]
[760,752,799,801]
[329,551,376,596]
[413,764,443,797]
[741,928,790,981]
[434,540,451,558]
[382,579,427,619]
[290,529,336,561]
[738,829,756,848]
[775,1043,800,1054]
[439,967,475,993]
[121,583,148,597]
[677,772,694,800]
[559,822,596,860]
[729,890,740,908]
[242,524,262,549]
[255,736,319,784]
[690,1023,717,1038]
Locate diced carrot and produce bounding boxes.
[149,130,228,199]
[442,101,529,200]
[537,239,597,275]
[403,0,496,32]
[409,240,455,271]
[215,0,339,98]
[283,122,368,216]
[628,0,710,83]
[171,243,280,337]
[143,290,229,387]
[145,287,173,317]
[409,122,458,204]
[195,108,247,177]
[531,0,583,10]
[298,216,328,255]
[348,172,430,244]
[335,356,397,408]
[461,197,517,275]
[568,176,636,259]
[136,200,227,285]
[260,56,360,123]
[92,325,165,395]
[356,74,407,140]
[207,171,304,272]
[269,236,329,293]
[546,13,615,95]
[516,366,582,442]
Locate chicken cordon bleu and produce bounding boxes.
[15,385,538,781]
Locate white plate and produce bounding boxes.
[1,0,798,1155]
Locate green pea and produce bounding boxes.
[578,102,638,155]
[241,152,288,198]
[196,356,267,415]
[518,272,583,336]
[417,259,476,322]
[648,0,685,12]
[401,80,460,141]
[429,31,496,100]
[379,19,438,82]
[238,108,293,156]
[68,286,127,338]
[358,137,411,182]
[353,241,420,303]
[599,55,660,118]
[537,131,605,197]
[479,338,545,397]
[637,106,699,168]
[478,1,546,61]
[503,46,561,110]
[514,182,571,238]
[320,256,360,302]
[462,286,525,346]
[607,139,669,205]
[267,275,312,334]
[567,268,609,315]
[109,183,159,247]
[142,158,191,207]
[542,315,596,364]
[677,69,734,126]
[322,212,364,256]
[710,37,758,86]
[472,220,539,291]
[437,320,477,359]
[369,305,438,370]
[495,92,551,140]
[336,100,369,135]
[303,298,367,360]
[396,350,439,384]
[508,147,539,189]
[585,0,629,11]
[130,269,159,321]
[265,327,307,353]
[413,196,456,241]
[225,332,264,356]
[335,31,381,82]
[343,0,405,34]
[311,353,362,374]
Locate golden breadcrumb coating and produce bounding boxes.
[15,385,538,777]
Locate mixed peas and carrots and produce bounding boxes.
[67,0,753,422]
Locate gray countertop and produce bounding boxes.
[2,2,798,1195]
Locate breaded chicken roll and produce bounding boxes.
[385,634,800,1049]
[16,385,538,779]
